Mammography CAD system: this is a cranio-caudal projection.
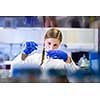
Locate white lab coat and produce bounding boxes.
[9,48,80,84]
[11,52,66,69]
[11,52,79,74]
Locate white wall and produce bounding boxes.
[0,28,45,44]
[0,27,98,51]
[59,28,98,51]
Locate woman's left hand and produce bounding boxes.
[47,50,68,62]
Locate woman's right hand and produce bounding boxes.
[21,41,38,60]
[23,41,38,55]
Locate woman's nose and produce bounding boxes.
[49,46,55,50]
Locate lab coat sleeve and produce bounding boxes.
[11,53,41,66]
[10,53,41,77]
[65,57,80,73]
[11,54,24,65]
[11,54,25,69]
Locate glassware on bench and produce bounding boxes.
[0,62,11,79]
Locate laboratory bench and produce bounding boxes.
[0,65,100,83]
[67,67,100,83]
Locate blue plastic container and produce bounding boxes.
[89,51,99,74]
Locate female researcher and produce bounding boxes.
[11,28,79,70]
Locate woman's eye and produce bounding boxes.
[48,42,51,45]
[54,44,57,46]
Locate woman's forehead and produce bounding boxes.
[45,38,60,43]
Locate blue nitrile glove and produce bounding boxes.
[23,41,38,55]
[47,50,68,62]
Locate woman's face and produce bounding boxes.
[44,38,61,51]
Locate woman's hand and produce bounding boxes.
[47,50,68,62]
[23,41,38,55]
[21,41,38,60]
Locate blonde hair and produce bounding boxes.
[40,28,62,65]
[44,28,62,42]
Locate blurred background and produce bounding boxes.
[0,16,100,28]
